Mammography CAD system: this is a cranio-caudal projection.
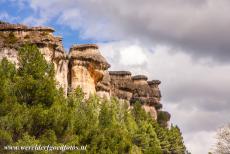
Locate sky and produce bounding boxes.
[1,0,230,153]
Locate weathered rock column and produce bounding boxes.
[109,71,134,101]
[69,44,110,98]
[52,50,68,96]
[131,75,158,119]
[96,71,111,98]
[147,80,163,110]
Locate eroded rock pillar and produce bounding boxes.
[69,44,110,98]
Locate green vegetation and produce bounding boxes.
[0,44,187,153]
[3,32,18,45]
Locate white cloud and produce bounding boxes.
[22,0,230,61]
[57,9,82,30]
[119,45,147,66]
[184,131,216,154]
[22,16,48,26]
[0,12,9,20]
[0,12,18,22]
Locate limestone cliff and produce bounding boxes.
[0,21,68,95]
[109,71,133,100]
[69,44,110,98]
[0,21,170,121]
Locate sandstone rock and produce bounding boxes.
[131,75,160,119]
[0,21,54,32]
[0,21,68,95]
[0,48,18,66]
[147,80,162,109]
[96,71,111,98]
[69,44,110,98]
[132,75,148,81]
[109,71,134,100]
[142,104,158,120]
[131,75,150,98]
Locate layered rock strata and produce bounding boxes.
[0,21,68,95]
[148,80,163,109]
[68,44,110,98]
[130,75,158,119]
[0,21,170,122]
[96,71,111,98]
[109,71,134,100]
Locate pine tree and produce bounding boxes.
[168,125,186,154]
[155,124,170,153]
[132,103,162,153]
[0,58,16,105]
[15,44,59,107]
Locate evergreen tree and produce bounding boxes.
[132,103,162,154]
[16,44,59,107]
[168,125,186,154]
[0,58,16,105]
[155,125,170,153]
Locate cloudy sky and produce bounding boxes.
[1,0,230,153]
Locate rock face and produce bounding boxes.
[0,21,170,122]
[0,21,68,95]
[69,44,110,98]
[148,80,162,109]
[96,71,111,98]
[108,73,165,120]
[130,75,158,119]
[109,71,134,100]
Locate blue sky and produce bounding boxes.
[1,1,230,153]
[0,0,96,50]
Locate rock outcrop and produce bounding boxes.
[0,21,170,122]
[69,44,110,98]
[130,75,158,119]
[109,71,134,100]
[0,21,68,95]
[148,80,163,109]
[96,71,111,98]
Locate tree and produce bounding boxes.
[0,58,16,105]
[168,125,186,154]
[15,44,59,107]
[214,124,230,154]
[132,103,162,153]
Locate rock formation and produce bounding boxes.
[96,71,111,98]
[109,71,134,100]
[0,21,170,121]
[68,44,110,98]
[0,21,68,95]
